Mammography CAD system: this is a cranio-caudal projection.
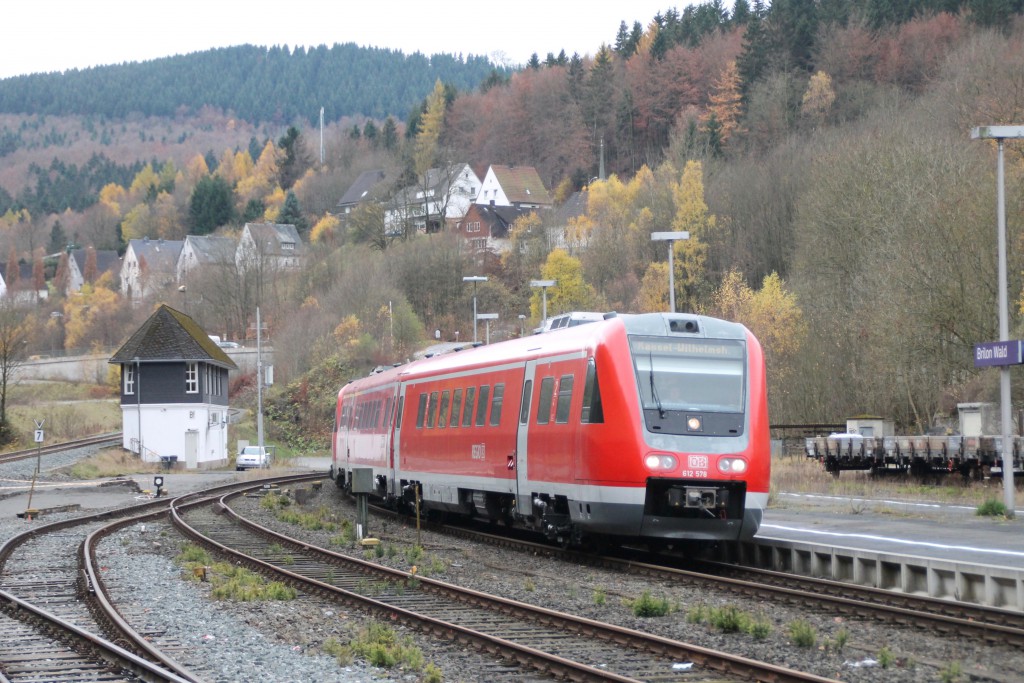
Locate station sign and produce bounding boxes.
[974,340,1024,367]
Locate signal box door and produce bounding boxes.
[516,360,537,515]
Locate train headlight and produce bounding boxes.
[718,457,747,474]
[687,416,702,431]
[645,453,678,471]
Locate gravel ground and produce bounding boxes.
[1,448,1020,682]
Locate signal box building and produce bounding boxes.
[110,304,237,469]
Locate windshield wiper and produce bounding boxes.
[649,353,665,419]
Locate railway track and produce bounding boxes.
[0,432,123,466]
[0,473,320,683]
[175,487,838,683]
[384,504,1024,649]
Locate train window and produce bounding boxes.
[383,397,392,428]
[581,358,604,423]
[555,375,574,423]
[427,391,439,428]
[476,385,490,426]
[537,377,554,425]
[396,396,404,428]
[489,384,504,426]
[519,380,533,424]
[450,389,463,428]
[438,390,450,428]
[463,388,476,427]
[416,393,428,428]
[371,400,380,428]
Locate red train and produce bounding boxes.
[330,312,770,548]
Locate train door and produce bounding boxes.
[386,384,402,497]
[516,360,538,515]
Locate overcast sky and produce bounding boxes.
[1,1,690,79]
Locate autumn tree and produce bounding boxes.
[310,213,341,244]
[83,246,97,283]
[670,160,716,311]
[532,249,599,321]
[800,70,835,126]
[0,299,29,444]
[53,252,70,297]
[701,61,744,147]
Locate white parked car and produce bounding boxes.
[236,446,271,471]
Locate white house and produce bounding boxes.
[120,238,184,302]
[235,223,304,273]
[476,164,553,210]
[385,163,481,235]
[176,235,237,283]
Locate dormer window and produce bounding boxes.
[281,242,295,251]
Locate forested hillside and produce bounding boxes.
[6,0,1024,448]
[0,43,500,123]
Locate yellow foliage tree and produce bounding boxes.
[635,262,670,312]
[709,269,806,392]
[333,315,364,348]
[236,141,280,205]
[153,191,182,239]
[186,155,209,184]
[671,160,715,311]
[62,284,122,350]
[801,71,836,123]
[532,249,599,320]
[310,213,341,243]
[120,203,154,241]
[129,164,160,198]
[415,79,447,176]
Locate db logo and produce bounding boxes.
[507,455,515,470]
[687,455,708,469]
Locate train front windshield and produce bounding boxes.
[630,336,746,436]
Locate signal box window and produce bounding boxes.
[438,390,450,428]
[450,389,463,428]
[489,384,504,426]
[416,393,428,428]
[463,388,476,427]
[537,377,554,425]
[475,385,490,426]
[555,375,574,423]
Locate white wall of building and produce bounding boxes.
[121,402,229,469]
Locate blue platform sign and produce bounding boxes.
[974,340,1024,367]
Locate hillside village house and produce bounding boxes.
[385,163,481,235]
[0,262,47,305]
[65,247,120,296]
[120,238,184,303]
[476,165,553,210]
[457,203,537,254]
[176,235,237,283]
[235,223,305,273]
[335,169,388,223]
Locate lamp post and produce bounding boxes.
[518,314,526,337]
[530,279,556,329]
[971,125,1024,517]
[463,276,488,342]
[650,232,690,313]
[477,313,498,344]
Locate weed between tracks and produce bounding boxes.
[175,543,297,601]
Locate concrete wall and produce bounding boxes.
[18,348,269,383]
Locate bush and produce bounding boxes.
[788,620,816,647]
[976,499,1008,517]
[631,591,670,617]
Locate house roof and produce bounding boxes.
[243,223,305,257]
[183,235,236,265]
[70,248,120,277]
[128,238,184,272]
[489,165,552,206]
[109,304,237,369]
[553,190,588,225]
[465,204,537,240]
[337,170,388,208]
